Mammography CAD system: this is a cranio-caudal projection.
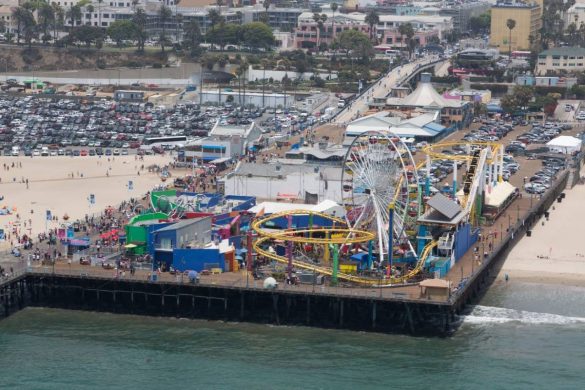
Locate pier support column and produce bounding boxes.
[371,301,377,329]
[404,303,416,334]
[272,294,280,325]
[306,297,311,325]
[339,300,344,327]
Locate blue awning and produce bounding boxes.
[202,145,226,150]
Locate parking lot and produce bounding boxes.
[0,94,295,157]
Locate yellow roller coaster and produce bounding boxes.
[251,209,437,285]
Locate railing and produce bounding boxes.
[19,265,445,304]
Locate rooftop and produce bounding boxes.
[231,162,341,180]
[539,47,585,57]
[154,217,209,233]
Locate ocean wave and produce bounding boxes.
[462,305,585,325]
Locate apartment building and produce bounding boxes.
[489,0,542,52]
[535,47,585,75]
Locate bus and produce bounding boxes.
[141,136,188,151]
[511,51,531,59]
[143,136,188,146]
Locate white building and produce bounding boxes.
[221,162,343,203]
[184,121,262,162]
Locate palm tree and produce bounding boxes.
[38,3,55,44]
[331,2,338,43]
[506,18,516,58]
[133,7,147,52]
[264,0,270,22]
[398,22,414,57]
[183,19,201,50]
[98,0,103,28]
[207,9,223,30]
[158,4,172,52]
[51,3,64,42]
[66,5,82,30]
[12,7,29,44]
[365,10,379,42]
[313,13,327,53]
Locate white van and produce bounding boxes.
[41,146,49,156]
[11,146,19,156]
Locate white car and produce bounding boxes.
[33,150,40,156]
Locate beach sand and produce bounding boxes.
[499,169,585,286]
[0,155,172,247]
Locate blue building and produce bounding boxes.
[152,217,213,269]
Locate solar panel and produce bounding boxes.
[426,193,462,220]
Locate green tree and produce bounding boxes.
[242,22,274,51]
[107,20,137,47]
[71,25,104,47]
[469,12,491,35]
[506,18,516,56]
[335,29,374,60]
[365,10,379,42]
[158,5,172,52]
[132,7,147,52]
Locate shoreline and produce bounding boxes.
[498,166,585,287]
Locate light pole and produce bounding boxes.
[0,58,7,82]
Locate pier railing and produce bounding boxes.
[20,265,448,305]
[448,169,569,304]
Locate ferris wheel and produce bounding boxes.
[341,130,420,263]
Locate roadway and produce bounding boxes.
[334,56,445,124]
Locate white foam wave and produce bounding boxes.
[462,305,585,326]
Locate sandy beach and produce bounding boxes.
[499,168,585,286]
[0,155,173,247]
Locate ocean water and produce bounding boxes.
[1,280,585,389]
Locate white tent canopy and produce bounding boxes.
[484,181,517,208]
[546,136,582,154]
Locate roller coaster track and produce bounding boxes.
[252,210,437,285]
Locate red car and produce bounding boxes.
[80,150,88,156]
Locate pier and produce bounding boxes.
[0,171,570,335]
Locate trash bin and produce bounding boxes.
[151,273,158,282]
[526,230,532,237]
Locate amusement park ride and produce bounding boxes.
[252,130,505,287]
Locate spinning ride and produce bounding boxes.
[341,131,421,262]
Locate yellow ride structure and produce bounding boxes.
[251,209,437,285]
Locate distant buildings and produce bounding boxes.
[489,0,543,52]
[535,47,585,75]
[294,11,452,49]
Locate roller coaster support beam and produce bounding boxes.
[368,240,373,270]
[425,155,431,196]
[287,214,293,281]
[246,230,253,272]
[387,203,395,281]
[331,244,339,286]
[452,160,457,200]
